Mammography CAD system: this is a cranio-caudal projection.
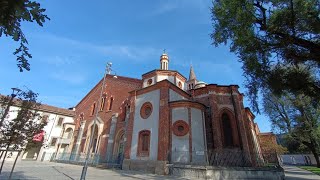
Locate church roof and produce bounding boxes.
[189,66,196,80]
[142,69,187,81]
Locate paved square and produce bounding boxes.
[0,161,188,180]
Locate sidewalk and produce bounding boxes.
[284,165,320,180]
[0,161,190,180]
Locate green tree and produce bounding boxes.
[0,89,47,150]
[263,92,320,167]
[0,0,49,72]
[211,0,320,112]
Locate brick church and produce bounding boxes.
[69,53,263,174]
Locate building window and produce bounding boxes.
[80,113,84,121]
[100,97,105,111]
[57,117,64,126]
[172,120,189,136]
[178,81,182,88]
[147,79,152,86]
[222,113,234,148]
[140,102,153,119]
[42,115,49,123]
[124,105,130,121]
[108,97,114,111]
[91,102,96,115]
[51,138,57,146]
[137,130,150,157]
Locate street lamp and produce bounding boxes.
[80,62,116,180]
[0,88,21,128]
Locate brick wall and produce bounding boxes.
[72,75,141,155]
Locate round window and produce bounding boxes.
[177,125,184,132]
[173,120,189,136]
[140,102,153,119]
[147,79,152,86]
[178,81,182,88]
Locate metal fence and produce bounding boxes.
[169,149,280,168]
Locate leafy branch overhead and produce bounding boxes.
[211,0,320,112]
[0,0,50,72]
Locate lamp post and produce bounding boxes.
[80,62,115,180]
[0,88,21,128]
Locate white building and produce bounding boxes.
[0,96,75,162]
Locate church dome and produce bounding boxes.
[195,81,207,89]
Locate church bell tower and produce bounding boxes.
[160,52,169,70]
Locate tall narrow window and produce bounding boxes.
[56,117,64,126]
[108,97,114,111]
[138,130,150,156]
[125,105,130,121]
[51,138,57,146]
[42,115,49,123]
[91,103,96,115]
[100,97,105,111]
[222,113,234,147]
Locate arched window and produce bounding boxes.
[100,96,106,111]
[222,113,234,147]
[124,105,130,121]
[137,130,150,157]
[91,103,96,116]
[108,97,114,111]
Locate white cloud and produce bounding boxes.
[33,33,160,62]
[151,0,209,16]
[42,56,78,67]
[152,2,178,15]
[50,71,87,85]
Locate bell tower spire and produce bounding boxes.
[160,50,169,70]
[189,65,196,80]
[187,65,197,90]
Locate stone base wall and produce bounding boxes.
[122,159,169,175]
[171,165,285,180]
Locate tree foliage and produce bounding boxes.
[260,139,288,154]
[263,91,320,167]
[0,89,47,150]
[211,0,320,112]
[0,0,49,72]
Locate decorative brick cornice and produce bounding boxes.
[169,100,206,110]
[193,84,241,97]
[130,80,191,99]
[142,69,187,81]
[245,107,255,120]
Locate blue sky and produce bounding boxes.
[0,0,271,132]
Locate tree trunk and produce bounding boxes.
[303,140,320,168]
[310,145,320,168]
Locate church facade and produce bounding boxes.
[69,53,262,174]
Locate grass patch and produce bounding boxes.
[298,166,320,176]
